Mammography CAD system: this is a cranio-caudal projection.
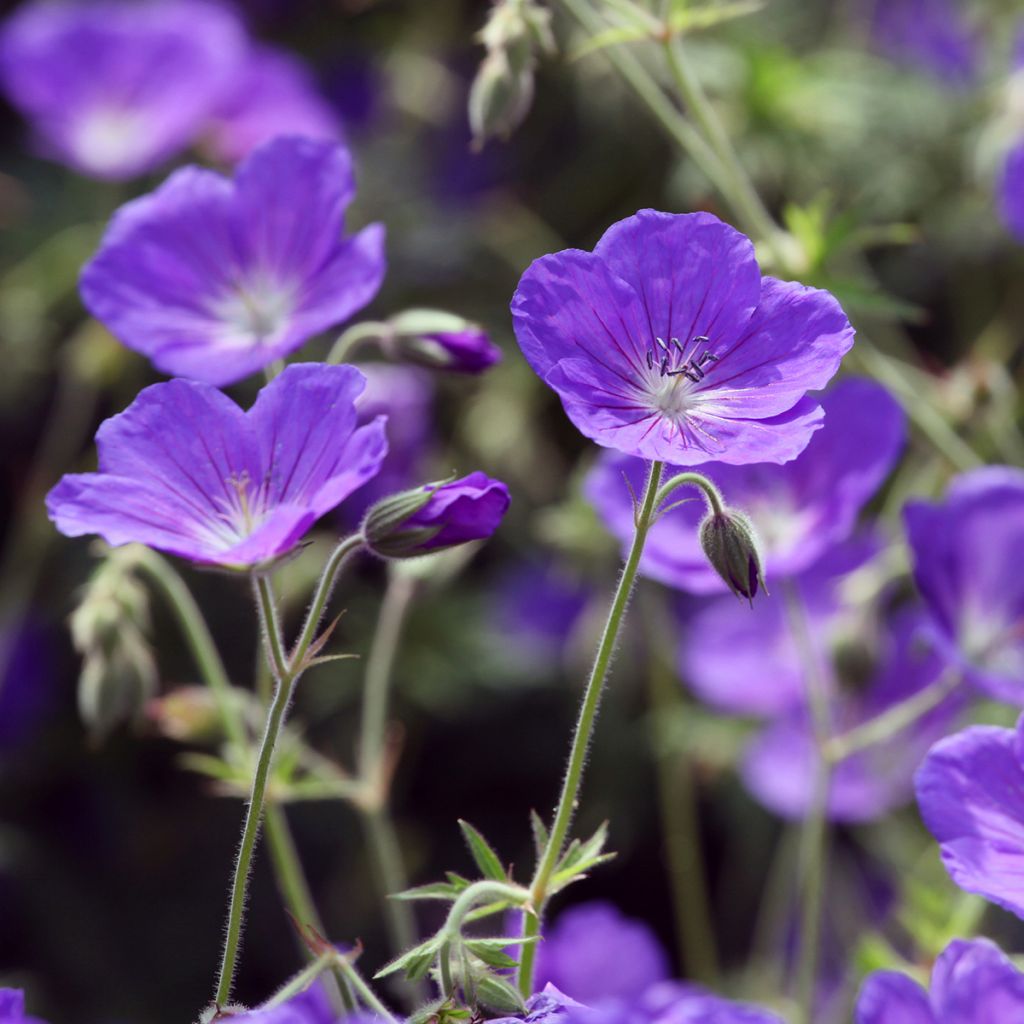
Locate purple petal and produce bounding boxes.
[999,143,1024,244]
[915,722,1024,919]
[854,971,934,1024]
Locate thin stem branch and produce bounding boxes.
[517,460,665,997]
[655,471,726,515]
[326,321,391,365]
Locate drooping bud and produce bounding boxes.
[69,547,158,739]
[387,309,501,373]
[362,473,511,560]
[147,686,223,743]
[698,508,766,605]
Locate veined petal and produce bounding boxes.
[854,972,934,1024]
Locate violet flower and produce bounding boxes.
[487,984,586,1024]
[915,715,1024,919]
[0,0,245,180]
[855,938,1024,1022]
[999,142,1024,243]
[564,982,785,1024]
[869,0,979,87]
[46,364,387,569]
[532,902,670,1005]
[387,309,502,373]
[904,467,1024,705]
[511,209,853,465]
[0,990,45,1024]
[203,45,342,165]
[742,611,960,823]
[587,378,904,593]
[80,135,386,386]
[362,473,511,559]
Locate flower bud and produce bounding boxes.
[469,47,535,149]
[388,309,501,373]
[147,686,223,743]
[363,472,511,559]
[699,508,766,605]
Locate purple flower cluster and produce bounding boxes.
[0,0,340,180]
[856,938,1024,1021]
[512,210,853,466]
[81,136,385,386]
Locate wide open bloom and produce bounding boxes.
[203,45,342,165]
[904,467,1024,705]
[0,0,245,180]
[511,209,854,465]
[80,135,386,386]
[742,611,959,823]
[587,378,904,593]
[855,938,1024,1022]
[533,902,670,1005]
[46,364,387,569]
[915,715,1024,919]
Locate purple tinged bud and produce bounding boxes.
[388,309,501,373]
[698,508,765,605]
[362,472,510,559]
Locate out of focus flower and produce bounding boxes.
[587,379,904,593]
[533,902,670,1005]
[47,364,387,569]
[487,984,585,1024]
[915,715,1024,918]
[904,467,1024,705]
[0,619,54,752]
[0,0,245,179]
[362,473,510,559]
[564,981,785,1024]
[855,938,1024,1022]
[681,537,878,718]
[742,612,959,823]
[342,363,436,525]
[80,136,385,386]
[233,995,384,1024]
[513,211,853,465]
[387,309,502,373]
[203,45,342,165]
[999,142,1024,242]
[869,0,979,87]
[490,561,590,666]
[0,988,46,1023]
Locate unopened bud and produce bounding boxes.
[469,47,535,148]
[362,473,511,560]
[388,309,501,373]
[147,686,223,743]
[699,508,766,605]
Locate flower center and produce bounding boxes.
[74,106,148,173]
[644,335,720,422]
[205,471,270,548]
[215,278,295,344]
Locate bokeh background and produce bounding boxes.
[3,1,1024,1022]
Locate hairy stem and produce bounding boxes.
[517,460,664,997]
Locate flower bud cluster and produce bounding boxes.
[469,0,554,148]
[69,548,157,739]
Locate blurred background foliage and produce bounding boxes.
[2,1,1024,1022]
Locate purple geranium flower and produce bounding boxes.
[904,467,1024,705]
[0,0,245,179]
[915,714,1024,919]
[564,982,784,1024]
[742,611,959,823]
[203,45,342,165]
[999,142,1024,243]
[0,989,45,1024]
[80,135,386,386]
[533,901,670,1005]
[587,378,904,593]
[487,985,586,1024]
[415,325,502,373]
[46,364,387,569]
[511,210,853,465]
[681,537,878,718]
[363,473,510,558]
[869,0,979,87]
[855,938,1024,1022]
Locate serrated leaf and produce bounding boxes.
[474,972,527,1015]
[458,820,507,882]
[391,881,461,902]
[530,810,549,861]
[374,938,439,980]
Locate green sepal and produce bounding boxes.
[374,937,440,981]
[474,971,528,1015]
[530,809,549,862]
[458,819,508,882]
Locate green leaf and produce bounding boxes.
[570,23,651,61]
[530,810,549,861]
[667,0,764,34]
[374,938,440,980]
[445,871,473,891]
[458,820,507,882]
[391,881,461,902]
[464,941,519,970]
[550,852,617,893]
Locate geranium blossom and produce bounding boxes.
[80,135,386,386]
[904,467,1024,704]
[587,379,903,592]
[46,364,387,569]
[511,209,853,465]
[0,0,245,179]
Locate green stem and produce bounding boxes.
[518,460,664,997]
[258,951,336,1010]
[326,321,391,365]
[131,548,247,751]
[824,669,960,763]
[783,581,832,1024]
[332,951,402,1024]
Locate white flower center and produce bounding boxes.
[214,278,295,346]
[74,106,148,174]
